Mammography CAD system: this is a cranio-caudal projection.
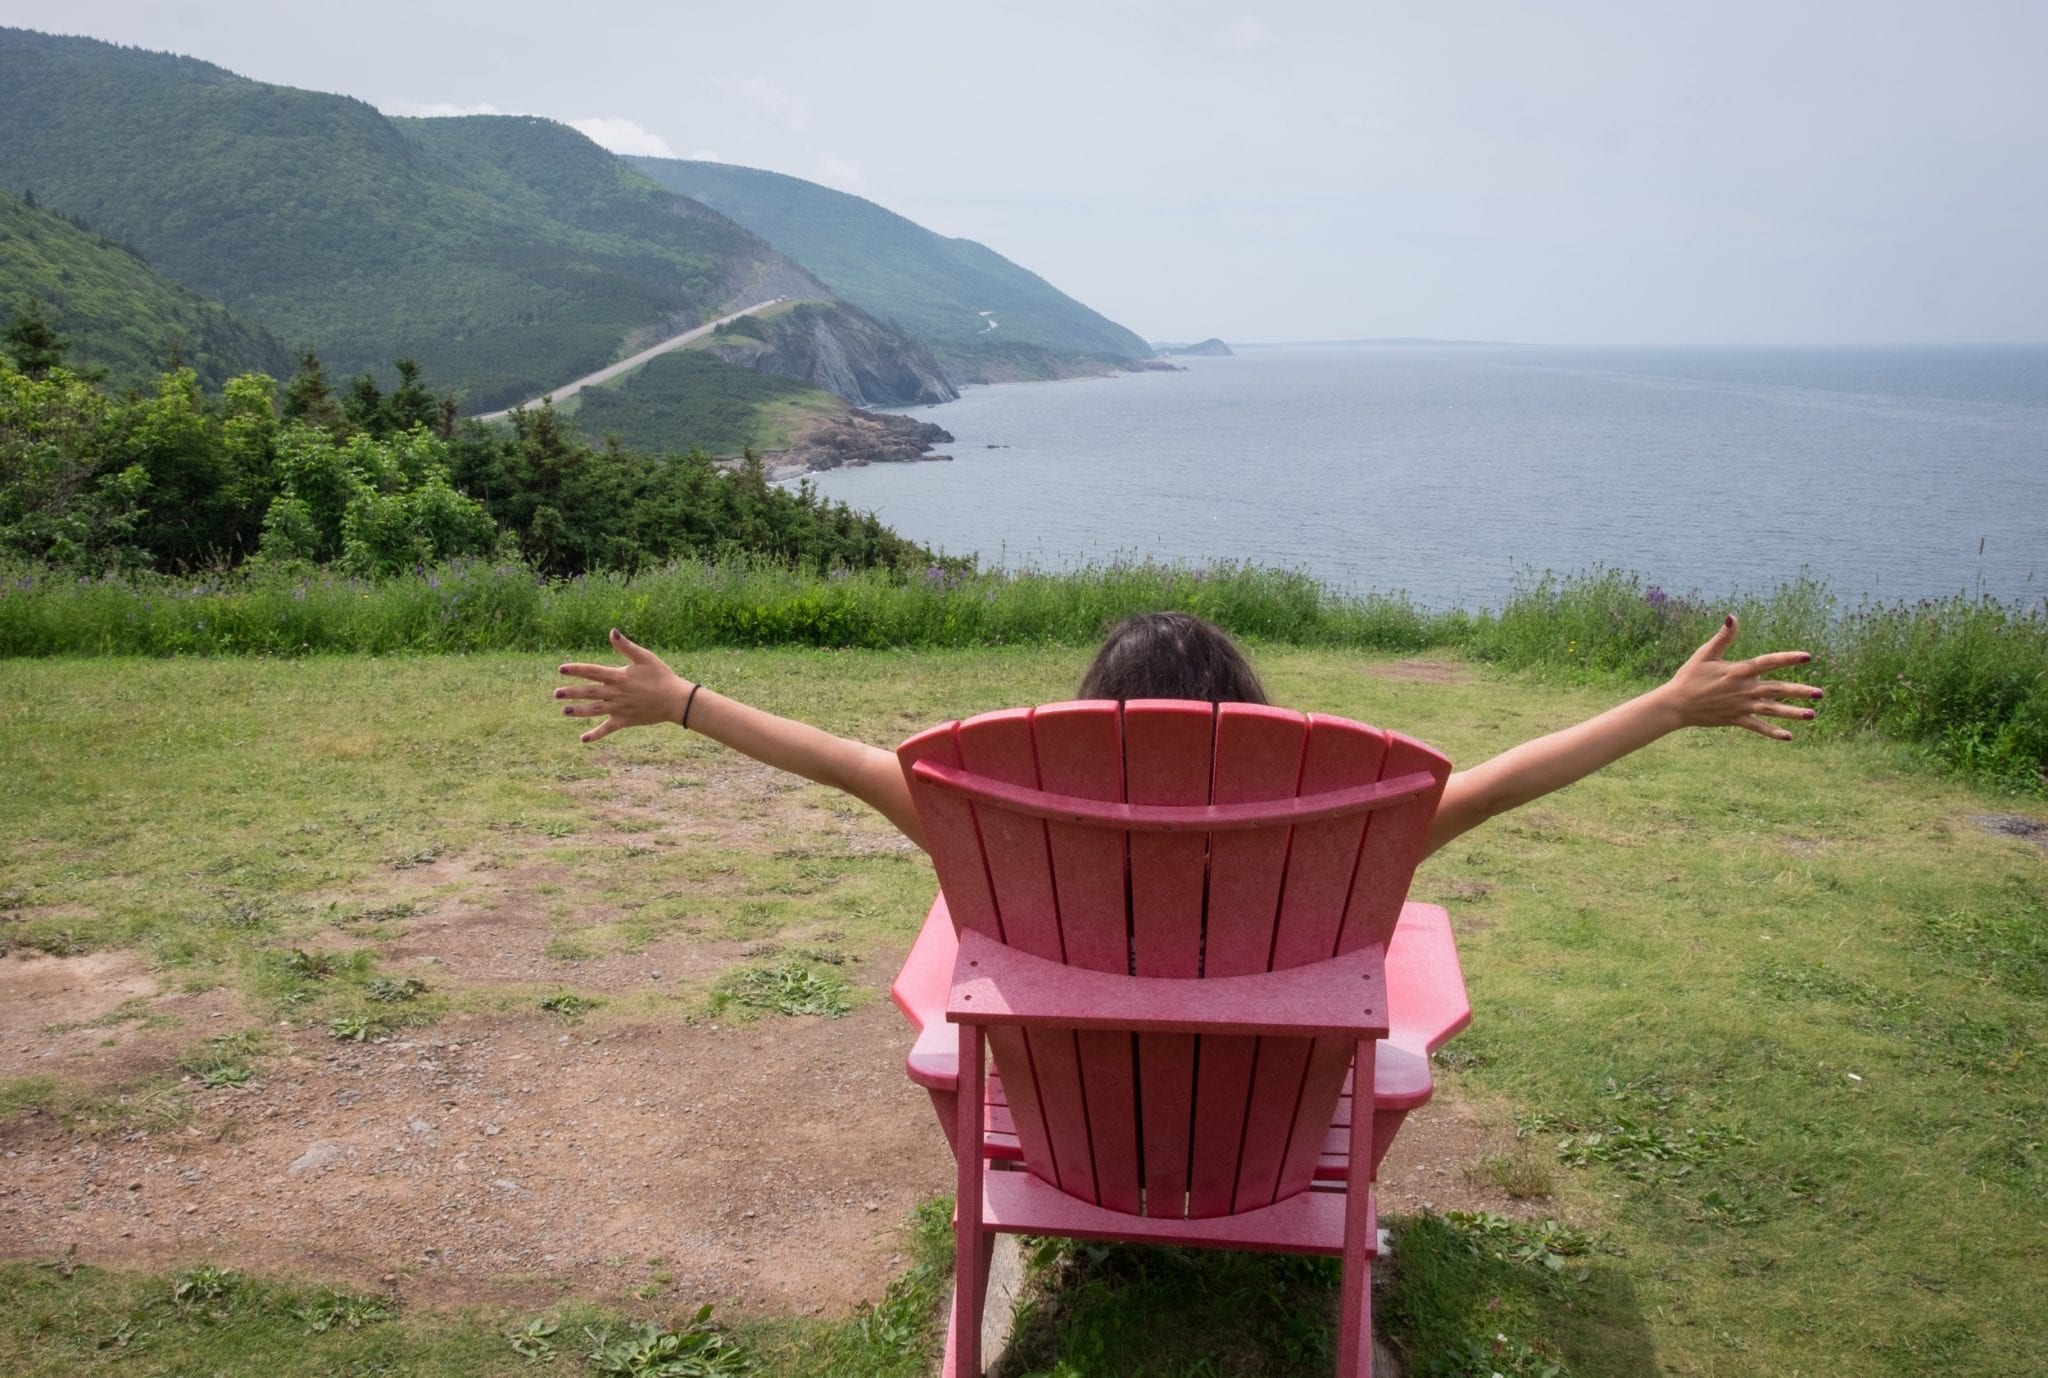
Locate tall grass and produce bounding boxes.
[3,559,2042,791]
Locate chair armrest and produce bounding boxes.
[890,895,957,1033]
[1385,903,1472,1053]
[947,929,1389,1040]
[905,1015,959,1090]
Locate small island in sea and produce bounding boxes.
[1156,337,1234,357]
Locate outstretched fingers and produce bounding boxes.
[609,628,654,664]
[559,662,624,684]
[1686,614,1741,665]
[1742,650,1814,675]
[1737,714,1796,741]
[579,717,624,745]
[1756,679,1825,701]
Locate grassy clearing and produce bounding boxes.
[1,647,2044,1374]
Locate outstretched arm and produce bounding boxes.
[555,629,925,849]
[1423,615,1819,856]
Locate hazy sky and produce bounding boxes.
[10,1,2046,344]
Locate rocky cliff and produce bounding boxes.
[696,300,957,407]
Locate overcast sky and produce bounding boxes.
[10,1,2046,344]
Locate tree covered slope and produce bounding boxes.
[0,191,292,391]
[0,29,816,408]
[627,157,1151,377]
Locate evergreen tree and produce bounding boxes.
[384,358,441,437]
[343,372,385,435]
[3,297,68,379]
[281,348,345,436]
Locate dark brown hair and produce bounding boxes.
[1076,612,1268,704]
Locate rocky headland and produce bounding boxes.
[761,407,955,481]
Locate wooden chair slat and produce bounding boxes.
[1269,718,1389,968]
[1337,732,1451,953]
[1031,702,1129,974]
[1276,1037,1357,1199]
[1032,702,1138,1211]
[958,710,1098,1203]
[1123,701,1214,1216]
[1232,1038,1311,1212]
[898,723,1000,941]
[1191,706,1309,1218]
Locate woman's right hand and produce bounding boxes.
[555,628,690,743]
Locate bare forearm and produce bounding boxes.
[1425,687,1682,854]
[556,629,925,848]
[686,689,923,846]
[1420,616,1819,857]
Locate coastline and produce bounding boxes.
[756,358,1179,483]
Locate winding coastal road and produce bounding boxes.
[470,298,787,422]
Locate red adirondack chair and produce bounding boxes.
[890,700,1470,1377]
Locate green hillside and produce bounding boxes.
[0,191,291,390]
[0,30,812,409]
[627,157,1151,377]
[565,349,839,456]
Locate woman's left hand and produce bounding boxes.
[1658,614,1822,740]
[554,629,689,743]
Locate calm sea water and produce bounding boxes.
[808,344,2048,611]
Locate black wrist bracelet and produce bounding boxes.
[680,682,702,730]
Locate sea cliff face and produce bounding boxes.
[696,301,957,408]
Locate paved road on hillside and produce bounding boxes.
[471,298,787,422]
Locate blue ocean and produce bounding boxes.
[808,344,2048,611]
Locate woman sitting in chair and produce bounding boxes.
[552,610,1821,857]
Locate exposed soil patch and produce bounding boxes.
[1374,1095,1544,1219]
[1974,813,2048,852]
[584,758,920,859]
[1,1002,949,1316]
[1364,659,1474,686]
[0,952,240,1090]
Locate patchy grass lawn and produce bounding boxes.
[1,647,2043,1376]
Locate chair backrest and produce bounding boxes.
[900,699,1450,1220]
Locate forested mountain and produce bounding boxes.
[0,30,819,409]
[0,191,292,390]
[627,157,1151,380]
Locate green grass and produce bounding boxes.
[1,647,2043,1374]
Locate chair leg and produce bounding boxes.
[1338,1040,1378,1377]
[949,1023,988,1377]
